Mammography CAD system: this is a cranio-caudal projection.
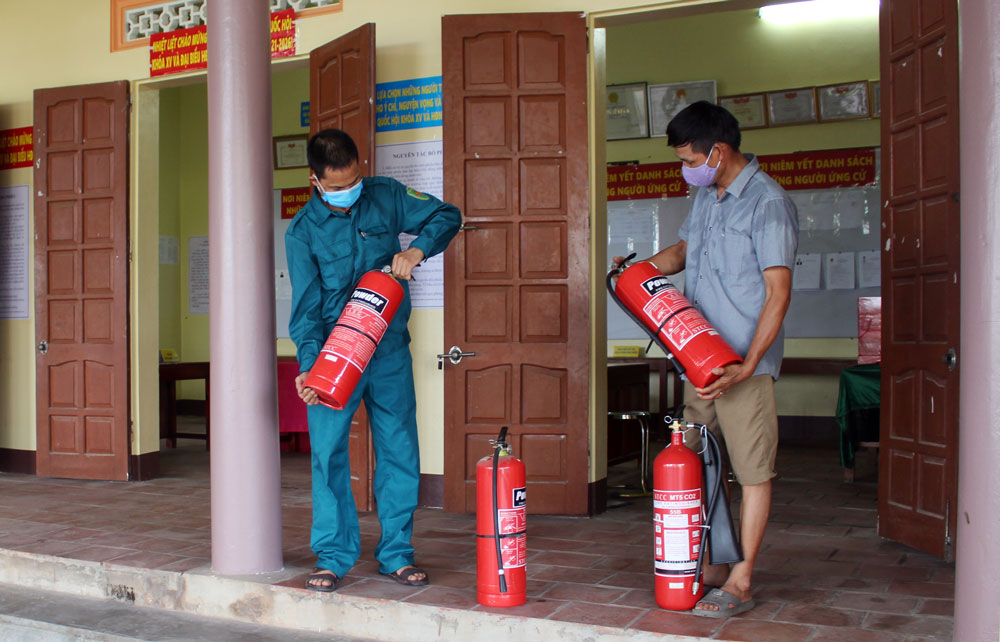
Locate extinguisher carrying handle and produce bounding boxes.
[606,260,687,377]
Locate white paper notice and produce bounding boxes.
[857,250,880,288]
[275,268,293,300]
[159,235,179,265]
[824,252,856,290]
[837,188,866,230]
[792,253,822,290]
[375,140,445,308]
[188,236,209,314]
[0,185,30,319]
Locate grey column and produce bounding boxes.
[956,0,1000,638]
[207,0,283,574]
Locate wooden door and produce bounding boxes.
[310,23,375,176]
[442,13,590,515]
[878,0,960,559]
[310,24,376,512]
[34,81,131,481]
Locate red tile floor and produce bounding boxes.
[0,419,954,641]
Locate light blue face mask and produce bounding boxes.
[317,178,363,208]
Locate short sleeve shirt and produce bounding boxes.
[678,154,799,379]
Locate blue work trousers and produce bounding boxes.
[306,342,419,577]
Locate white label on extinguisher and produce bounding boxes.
[642,290,713,351]
[653,488,702,573]
[319,298,391,372]
[496,507,526,568]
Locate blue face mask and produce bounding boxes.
[317,178,363,208]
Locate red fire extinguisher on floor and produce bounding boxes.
[654,419,706,611]
[476,426,527,607]
[607,255,741,388]
[304,267,403,409]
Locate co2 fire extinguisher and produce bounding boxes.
[303,267,403,409]
[476,427,527,608]
[653,420,706,611]
[607,254,741,389]
[654,418,743,611]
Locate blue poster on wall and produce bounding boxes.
[300,101,310,128]
[375,76,443,132]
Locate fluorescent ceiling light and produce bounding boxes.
[759,0,880,24]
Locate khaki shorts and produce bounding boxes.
[681,374,778,486]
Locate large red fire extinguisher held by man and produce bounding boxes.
[476,426,527,607]
[303,267,404,409]
[607,254,741,388]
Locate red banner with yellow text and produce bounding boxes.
[0,127,33,171]
[280,187,312,219]
[607,147,877,201]
[150,9,295,77]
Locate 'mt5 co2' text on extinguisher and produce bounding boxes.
[304,267,403,409]
[608,254,741,389]
[476,426,527,607]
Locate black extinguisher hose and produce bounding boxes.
[493,426,509,594]
[692,425,722,594]
[606,254,686,377]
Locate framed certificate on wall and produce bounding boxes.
[273,134,309,169]
[606,83,649,140]
[719,93,768,130]
[766,88,818,126]
[870,81,881,117]
[817,81,871,121]
[647,80,717,138]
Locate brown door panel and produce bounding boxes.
[310,24,376,512]
[442,12,589,516]
[34,81,131,481]
[877,0,959,559]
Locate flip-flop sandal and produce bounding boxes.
[690,588,755,618]
[305,567,340,592]
[381,565,429,586]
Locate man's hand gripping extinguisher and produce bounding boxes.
[476,427,527,607]
[607,253,742,389]
[654,418,743,611]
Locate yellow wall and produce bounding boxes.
[0,1,877,476]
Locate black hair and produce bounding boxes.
[306,129,359,177]
[666,100,741,154]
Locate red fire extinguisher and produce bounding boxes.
[476,426,527,608]
[653,419,706,611]
[303,267,404,409]
[608,256,741,389]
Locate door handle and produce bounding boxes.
[942,347,957,372]
[436,345,476,369]
[38,340,48,355]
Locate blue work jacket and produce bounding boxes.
[285,177,461,373]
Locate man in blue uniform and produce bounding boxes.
[286,129,461,592]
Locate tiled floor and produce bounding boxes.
[0,419,954,641]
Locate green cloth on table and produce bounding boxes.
[836,363,880,468]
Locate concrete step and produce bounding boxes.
[0,548,704,642]
[0,583,367,642]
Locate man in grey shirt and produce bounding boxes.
[637,101,798,617]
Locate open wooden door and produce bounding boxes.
[34,81,131,481]
[441,13,590,515]
[309,23,376,512]
[878,0,960,559]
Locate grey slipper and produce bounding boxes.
[690,588,755,618]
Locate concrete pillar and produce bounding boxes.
[206,0,283,574]
[955,0,1000,638]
